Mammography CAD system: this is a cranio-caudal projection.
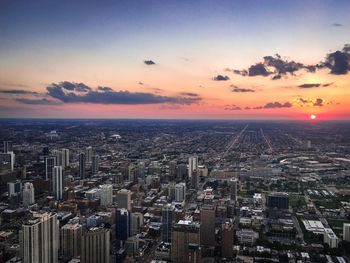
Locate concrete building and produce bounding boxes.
[61,223,82,261]
[8,180,22,197]
[175,183,186,203]
[200,205,216,246]
[81,227,110,263]
[131,212,144,236]
[45,156,56,181]
[79,152,86,179]
[116,189,132,210]
[99,184,113,206]
[92,155,99,175]
[62,148,70,168]
[86,146,93,164]
[267,192,289,210]
[324,228,338,248]
[188,155,198,179]
[343,223,350,242]
[162,204,174,242]
[22,182,35,207]
[221,221,234,259]
[230,178,238,201]
[53,166,63,200]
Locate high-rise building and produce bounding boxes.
[53,166,63,200]
[131,212,144,236]
[267,192,289,210]
[175,183,186,203]
[61,223,82,261]
[99,184,113,206]
[162,204,174,242]
[177,163,187,180]
[171,220,201,263]
[79,152,86,179]
[53,150,63,167]
[343,223,350,242]
[221,221,234,259]
[62,148,70,168]
[3,141,12,153]
[169,160,177,180]
[81,227,110,263]
[45,156,56,181]
[230,178,238,201]
[8,180,22,197]
[116,189,132,210]
[86,146,93,164]
[116,208,130,247]
[323,228,338,248]
[20,212,59,263]
[191,169,199,189]
[200,205,216,246]
[22,182,35,207]
[0,151,15,171]
[188,156,198,178]
[92,155,99,175]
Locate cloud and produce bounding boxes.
[224,104,242,110]
[313,98,324,107]
[97,86,113,92]
[46,82,201,105]
[332,23,343,27]
[231,85,255,93]
[213,75,230,81]
[138,82,144,85]
[295,97,332,107]
[0,89,38,95]
[48,81,91,92]
[298,83,333,88]
[322,45,350,74]
[248,63,271,76]
[180,92,199,97]
[262,101,292,109]
[16,98,62,105]
[144,60,156,65]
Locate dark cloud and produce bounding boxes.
[213,75,230,81]
[263,101,292,109]
[231,85,255,93]
[0,89,38,95]
[97,86,113,92]
[322,82,333,87]
[16,98,62,105]
[298,83,321,88]
[144,60,156,65]
[322,45,350,74]
[48,81,91,92]
[224,104,242,111]
[332,23,343,27]
[232,69,248,76]
[180,92,199,97]
[138,82,144,85]
[46,82,201,105]
[248,63,271,76]
[313,98,324,107]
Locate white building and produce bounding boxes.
[20,212,59,263]
[323,228,338,248]
[175,183,186,203]
[62,148,70,168]
[86,146,93,163]
[343,223,350,242]
[53,166,63,200]
[188,155,198,178]
[99,184,113,206]
[22,182,35,207]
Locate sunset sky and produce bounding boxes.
[0,0,350,119]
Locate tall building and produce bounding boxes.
[116,189,132,210]
[62,148,70,168]
[171,220,201,263]
[99,184,113,206]
[200,205,216,246]
[8,180,22,197]
[45,156,56,181]
[131,212,144,236]
[177,163,187,180]
[53,166,63,200]
[221,221,234,259]
[3,141,12,153]
[86,146,93,163]
[188,155,198,178]
[116,208,130,247]
[267,192,289,210]
[20,212,59,263]
[61,223,82,261]
[175,183,186,203]
[79,152,86,179]
[81,227,110,263]
[53,150,63,166]
[169,160,177,180]
[0,151,15,171]
[92,155,99,175]
[230,178,238,201]
[343,223,350,242]
[191,169,199,189]
[22,182,35,207]
[162,204,174,242]
[323,228,338,248]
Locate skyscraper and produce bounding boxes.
[79,152,86,179]
[92,155,99,175]
[45,156,56,181]
[0,151,15,171]
[53,166,63,200]
[188,155,198,178]
[162,204,174,242]
[116,189,132,210]
[221,221,234,259]
[61,223,82,261]
[230,178,238,201]
[200,205,216,246]
[20,212,59,263]
[81,227,110,263]
[62,148,70,168]
[99,184,113,206]
[175,183,186,203]
[116,208,130,247]
[86,146,93,163]
[22,182,35,207]
[3,140,12,153]
[171,220,201,263]
[343,223,350,242]
[8,180,22,197]
[131,212,144,236]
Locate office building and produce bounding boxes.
[267,192,289,210]
[20,212,59,263]
[221,221,234,259]
[200,205,216,246]
[116,189,132,210]
[175,183,186,203]
[125,236,139,257]
[131,212,144,236]
[79,152,86,179]
[0,151,15,171]
[53,166,63,200]
[188,155,198,178]
[22,182,35,207]
[230,178,238,201]
[3,141,12,153]
[171,220,201,263]
[92,155,99,175]
[99,184,113,206]
[116,208,130,247]
[45,156,56,181]
[61,223,82,261]
[81,227,110,263]
[86,146,93,163]
[324,228,338,248]
[8,180,22,197]
[343,223,350,242]
[62,148,70,168]
[162,204,174,242]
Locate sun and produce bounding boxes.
[310,114,317,120]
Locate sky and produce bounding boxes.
[0,0,350,120]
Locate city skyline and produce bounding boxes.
[0,0,350,120]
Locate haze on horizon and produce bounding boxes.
[0,0,350,120]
